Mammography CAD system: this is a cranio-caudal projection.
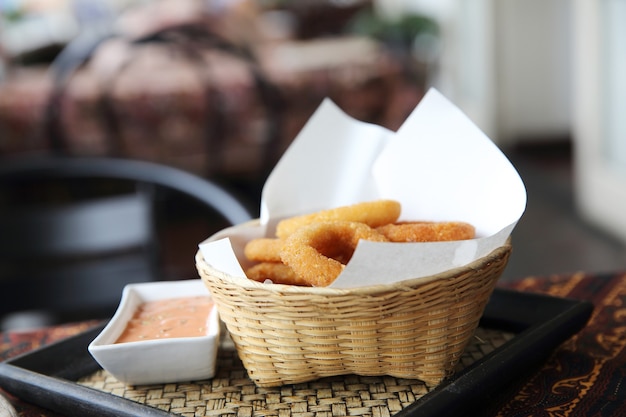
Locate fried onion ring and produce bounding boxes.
[376,221,475,242]
[275,199,401,239]
[280,221,388,287]
[244,238,284,263]
[245,262,309,286]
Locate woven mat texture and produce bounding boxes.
[78,327,513,417]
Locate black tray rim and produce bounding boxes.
[0,288,593,417]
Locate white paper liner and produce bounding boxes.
[199,88,526,288]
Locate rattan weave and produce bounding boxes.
[78,326,514,417]
[195,241,512,387]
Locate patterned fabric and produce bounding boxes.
[0,36,419,180]
[485,272,626,417]
[0,321,98,417]
[1,272,625,416]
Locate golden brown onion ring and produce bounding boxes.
[376,221,475,242]
[244,238,284,263]
[275,200,401,239]
[280,221,388,287]
[245,262,308,286]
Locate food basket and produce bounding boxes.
[195,237,512,388]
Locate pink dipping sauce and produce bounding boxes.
[116,296,214,343]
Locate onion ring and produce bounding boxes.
[244,238,284,263]
[376,221,475,242]
[245,262,309,285]
[280,221,388,287]
[275,200,401,239]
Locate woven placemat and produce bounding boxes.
[78,326,514,417]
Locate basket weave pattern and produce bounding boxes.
[196,242,511,388]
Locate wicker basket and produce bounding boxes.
[195,239,512,388]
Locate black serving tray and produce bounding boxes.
[0,288,593,417]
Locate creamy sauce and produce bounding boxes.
[115,296,214,343]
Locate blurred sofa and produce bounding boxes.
[0,1,427,180]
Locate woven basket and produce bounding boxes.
[195,238,512,388]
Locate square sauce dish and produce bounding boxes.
[88,279,220,385]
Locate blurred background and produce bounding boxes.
[1,0,626,283]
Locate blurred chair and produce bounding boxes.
[0,155,252,330]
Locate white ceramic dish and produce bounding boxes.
[88,279,220,385]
